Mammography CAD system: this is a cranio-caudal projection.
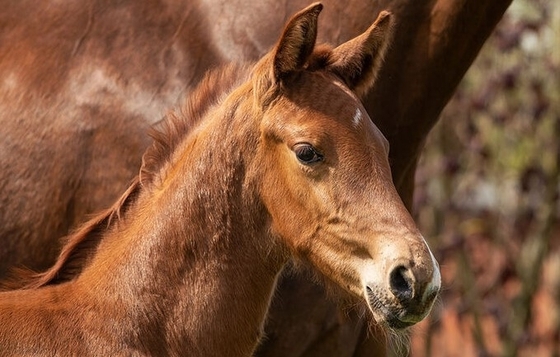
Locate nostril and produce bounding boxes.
[389,265,413,302]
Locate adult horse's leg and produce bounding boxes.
[255,267,370,357]
[256,268,387,357]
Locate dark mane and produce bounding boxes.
[2,64,251,291]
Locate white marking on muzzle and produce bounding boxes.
[423,242,441,302]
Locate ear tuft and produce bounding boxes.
[328,10,394,98]
[272,2,323,82]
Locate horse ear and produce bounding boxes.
[272,2,323,82]
[328,11,393,98]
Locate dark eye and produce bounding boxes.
[293,143,324,164]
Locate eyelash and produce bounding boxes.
[293,143,324,164]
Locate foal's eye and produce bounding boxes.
[293,143,324,164]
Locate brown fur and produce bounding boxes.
[2,64,251,292]
[0,0,510,355]
[0,5,439,356]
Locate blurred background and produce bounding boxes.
[409,0,560,356]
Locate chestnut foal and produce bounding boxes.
[0,4,439,356]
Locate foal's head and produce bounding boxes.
[249,3,440,329]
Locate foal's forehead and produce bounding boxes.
[287,72,365,122]
[266,71,389,151]
[294,72,390,151]
[302,74,373,130]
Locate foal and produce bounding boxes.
[0,4,440,356]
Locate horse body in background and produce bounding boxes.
[0,0,385,277]
[0,5,439,356]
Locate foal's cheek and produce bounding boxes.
[262,184,319,254]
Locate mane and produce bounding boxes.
[1,179,141,290]
[140,63,252,186]
[2,64,251,291]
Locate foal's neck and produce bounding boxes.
[78,110,285,356]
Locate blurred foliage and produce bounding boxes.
[410,0,560,356]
